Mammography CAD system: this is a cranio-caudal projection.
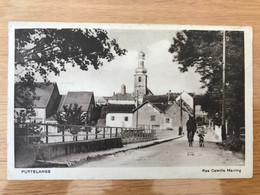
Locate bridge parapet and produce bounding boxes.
[14,123,156,167]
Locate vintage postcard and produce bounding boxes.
[8,22,253,180]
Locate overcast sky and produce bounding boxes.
[44,29,206,96]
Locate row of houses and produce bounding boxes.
[14,83,96,128]
[14,52,208,133]
[104,96,191,131]
[14,82,197,132]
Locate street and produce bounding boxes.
[79,131,244,167]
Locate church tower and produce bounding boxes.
[134,51,147,98]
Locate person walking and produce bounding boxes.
[186,115,197,142]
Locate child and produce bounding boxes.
[197,128,205,147]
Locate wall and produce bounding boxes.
[108,100,135,105]
[161,115,173,130]
[121,130,156,144]
[133,103,163,130]
[14,108,46,123]
[34,138,123,160]
[45,120,58,134]
[134,74,147,96]
[165,103,189,131]
[106,113,133,128]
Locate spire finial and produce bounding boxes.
[139,51,145,60]
[135,51,147,74]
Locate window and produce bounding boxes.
[150,115,155,121]
[138,77,142,82]
[165,118,170,123]
[124,116,128,121]
[111,116,115,121]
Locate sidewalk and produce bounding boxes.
[36,132,183,167]
[179,128,222,142]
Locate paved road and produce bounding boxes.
[79,136,244,167]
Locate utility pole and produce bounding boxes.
[135,93,139,129]
[179,95,183,135]
[222,30,227,141]
[193,92,196,120]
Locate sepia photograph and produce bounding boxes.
[8,22,253,179]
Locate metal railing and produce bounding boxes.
[14,123,156,145]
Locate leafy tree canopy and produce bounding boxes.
[169,30,244,135]
[15,28,126,110]
[55,103,87,136]
[55,103,87,126]
[15,28,127,84]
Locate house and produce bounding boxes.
[195,105,209,125]
[106,104,135,128]
[14,82,61,123]
[95,96,108,106]
[108,85,135,105]
[58,91,95,124]
[96,105,108,127]
[133,100,190,131]
[176,91,194,111]
[143,91,179,105]
[133,101,167,130]
[165,102,190,131]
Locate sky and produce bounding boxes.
[39,29,206,96]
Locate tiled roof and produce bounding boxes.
[95,96,108,105]
[60,92,94,112]
[134,101,166,113]
[103,96,112,102]
[57,95,67,111]
[15,82,58,108]
[146,88,154,95]
[144,94,179,104]
[153,103,171,112]
[176,101,193,116]
[107,104,135,114]
[110,93,134,101]
[165,101,192,116]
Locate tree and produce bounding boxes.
[55,103,87,141]
[14,28,126,144]
[15,28,127,82]
[169,30,244,137]
[15,28,127,108]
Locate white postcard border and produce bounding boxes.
[7,22,253,180]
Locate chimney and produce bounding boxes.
[168,90,171,104]
[113,92,115,96]
[121,84,126,95]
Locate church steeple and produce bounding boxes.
[134,51,147,98]
[135,51,147,74]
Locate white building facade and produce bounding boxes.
[105,104,135,128]
[106,113,133,128]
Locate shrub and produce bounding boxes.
[222,136,245,152]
